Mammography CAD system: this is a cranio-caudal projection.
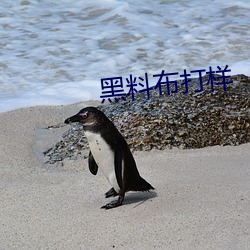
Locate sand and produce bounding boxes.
[0,102,249,250]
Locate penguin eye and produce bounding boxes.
[79,112,88,119]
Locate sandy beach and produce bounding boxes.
[0,102,249,249]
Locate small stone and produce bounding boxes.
[178,130,186,136]
[143,138,153,143]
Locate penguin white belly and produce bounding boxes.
[85,131,120,193]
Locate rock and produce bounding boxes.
[43,74,250,164]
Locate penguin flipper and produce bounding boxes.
[88,151,98,175]
[114,146,124,190]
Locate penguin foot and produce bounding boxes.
[105,187,118,198]
[101,196,124,209]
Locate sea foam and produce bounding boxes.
[0,0,249,112]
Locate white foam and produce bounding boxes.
[231,60,250,76]
[0,0,249,112]
[0,80,100,112]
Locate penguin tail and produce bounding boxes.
[132,176,154,192]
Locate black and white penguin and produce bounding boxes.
[65,107,154,209]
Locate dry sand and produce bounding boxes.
[0,102,249,249]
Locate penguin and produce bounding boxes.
[65,107,154,209]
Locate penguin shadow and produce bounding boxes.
[122,190,157,208]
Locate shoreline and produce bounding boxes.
[0,102,249,249]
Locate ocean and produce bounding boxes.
[0,0,249,112]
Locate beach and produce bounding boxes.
[0,0,249,248]
[0,102,249,249]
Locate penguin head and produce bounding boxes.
[65,107,109,129]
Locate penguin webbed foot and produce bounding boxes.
[105,187,118,198]
[101,196,124,209]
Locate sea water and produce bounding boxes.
[0,0,249,112]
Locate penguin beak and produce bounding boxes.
[64,114,81,124]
